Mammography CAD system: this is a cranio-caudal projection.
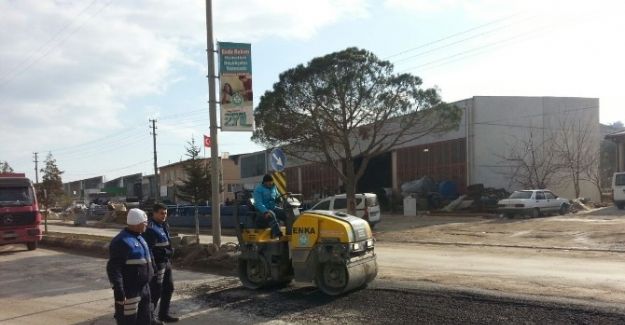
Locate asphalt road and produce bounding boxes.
[2,246,625,324]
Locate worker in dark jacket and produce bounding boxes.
[144,203,178,323]
[106,208,159,325]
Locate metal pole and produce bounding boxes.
[150,119,160,202]
[206,0,221,248]
[33,152,39,184]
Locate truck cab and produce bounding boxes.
[0,173,43,250]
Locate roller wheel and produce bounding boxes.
[316,263,348,296]
[238,257,269,289]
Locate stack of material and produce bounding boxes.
[99,202,128,224]
[441,195,469,212]
[570,198,592,213]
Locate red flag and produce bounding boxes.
[203,135,211,148]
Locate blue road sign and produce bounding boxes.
[270,148,286,172]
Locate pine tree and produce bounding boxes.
[38,153,64,208]
[177,138,211,204]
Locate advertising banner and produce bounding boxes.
[218,42,254,132]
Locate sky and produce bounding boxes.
[1,0,624,182]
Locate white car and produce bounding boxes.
[497,190,570,218]
[311,193,381,227]
[614,172,625,210]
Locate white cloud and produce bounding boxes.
[384,0,625,124]
[0,0,368,180]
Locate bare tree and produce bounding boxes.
[0,161,13,173]
[499,130,562,190]
[552,118,596,198]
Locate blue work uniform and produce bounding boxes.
[144,218,175,319]
[253,182,285,237]
[106,229,154,325]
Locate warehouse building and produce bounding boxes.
[240,96,600,202]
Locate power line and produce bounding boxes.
[0,0,114,90]
[397,12,597,75]
[64,159,152,177]
[48,132,146,159]
[391,15,538,65]
[0,0,100,84]
[383,12,523,60]
[48,129,142,154]
[397,22,557,74]
[158,108,208,120]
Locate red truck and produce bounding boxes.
[0,173,43,250]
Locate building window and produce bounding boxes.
[241,153,266,178]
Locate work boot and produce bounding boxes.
[160,315,179,323]
[270,224,283,239]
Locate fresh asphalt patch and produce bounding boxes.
[181,279,625,324]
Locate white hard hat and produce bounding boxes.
[127,208,148,225]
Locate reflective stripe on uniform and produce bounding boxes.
[157,269,166,275]
[154,241,170,247]
[125,296,141,304]
[123,296,139,315]
[125,258,148,265]
[123,309,138,316]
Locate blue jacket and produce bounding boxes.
[106,229,154,301]
[253,182,279,214]
[143,218,174,265]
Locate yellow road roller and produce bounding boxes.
[234,192,378,296]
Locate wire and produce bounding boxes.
[64,159,152,176]
[0,0,100,84]
[47,128,141,154]
[391,15,538,65]
[398,22,557,73]
[158,108,208,120]
[397,11,599,75]
[0,0,114,90]
[384,12,523,60]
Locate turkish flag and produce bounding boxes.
[203,135,211,148]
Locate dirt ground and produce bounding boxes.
[375,206,625,251]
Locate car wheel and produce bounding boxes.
[530,208,540,218]
[559,204,569,215]
[617,204,625,210]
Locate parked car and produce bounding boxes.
[497,190,570,217]
[613,172,625,210]
[310,193,381,227]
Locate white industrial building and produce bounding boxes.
[238,96,600,202]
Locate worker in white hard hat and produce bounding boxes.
[106,208,162,325]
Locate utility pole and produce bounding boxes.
[33,152,39,183]
[149,119,160,202]
[205,0,221,248]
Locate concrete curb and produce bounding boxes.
[41,234,109,257]
[378,240,625,254]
